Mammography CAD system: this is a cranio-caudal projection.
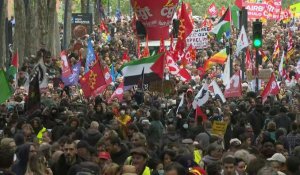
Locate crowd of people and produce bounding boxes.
[0,10,300,175]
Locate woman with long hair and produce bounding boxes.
[25,153,53,175]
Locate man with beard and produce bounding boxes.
[54,139,81,175]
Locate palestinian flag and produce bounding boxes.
[121,54,164,88]
[0,69,12,104]
[210,8,231,40]
[7,51,18,81]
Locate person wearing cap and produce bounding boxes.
[98,152,112,174]
[77,140,93,161]
[228,138,242,153]
[267,153,287,175]
[129,147,151,175]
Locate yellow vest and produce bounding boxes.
[142,166,151,175]
[37,127,47,144]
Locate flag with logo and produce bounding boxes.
[80,61,106,97]
[208,3,218,17]
[236,26,249,56]
[192,82,209,108]
[179,68,191,82]
[224,71,242,98]
[108,82,124,103]
[209,80,226,103]
[261,73,280,103]
[175,2,194,53]
[62,62,81,86]
[166,52,180,75]
[85,38,96,72]
[0,69,12,104]
[60,51,72,78]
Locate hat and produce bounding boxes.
[98,152,111,160]
[230,138,241,146]
[77,140,91,150]
[130,147,148,158]
[267,153,286,163]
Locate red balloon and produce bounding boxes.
[131,0,179,40]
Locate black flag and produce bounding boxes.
[26,72,41,113]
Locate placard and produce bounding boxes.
[186,27,209,49]
[211,121,228,137]
[71,13,93,38]
[246,69,272,81]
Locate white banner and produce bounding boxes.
[186,27,209,49]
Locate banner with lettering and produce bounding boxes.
[186,27,209,49]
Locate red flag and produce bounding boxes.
[273,36,280,60]
[219,6,227,17]
[166,52,180,75]
[79,61,106,97]
[137,37,141,59]
[103,66,112,85]
[208,3,218,17]
[11,51,19,68]
[179,68,191,82]
[235,0,244,9]
[195,106,208,122]
[150,54,165,79]
[224,71,242,98]
[159,38,166,53]
[122,51,130,62]
[245,48,253,69]
[108,82,124,103]
[60,51,72,78]
[141,35,150,58]
[261,73,280,104]
[175,2,194,53]
[99,21,108,33]
[197,66,205,78]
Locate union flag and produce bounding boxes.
[79,62,106,97]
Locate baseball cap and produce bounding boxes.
[98,152,111,160]
[267,153,286,163]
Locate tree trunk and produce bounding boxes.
[63,0,72,50]
[37,0,48,49]
[81,0,87,13]
[47,0,60,58]
[0,0,7,67]
[24,0,38,58]
[94,0,100,25]
[14,0,26,66]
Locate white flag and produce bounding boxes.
[176,93,184,114]
[279,51,285,77]
[236,26,249,56]
[192,83,209,109]
[209,80,226,103]
[222,56,231,86]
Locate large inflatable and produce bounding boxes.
[131,0,179,40]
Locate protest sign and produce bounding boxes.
[71,13,93,38]
[246,69,272,82]
[212,121,228,137]
[186,27,209,49]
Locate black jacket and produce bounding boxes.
[111,144,129,165]
[54,154,82,175]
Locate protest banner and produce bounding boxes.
[211,121,228,137]
[246,69,272,82]
[245,3,267,20]
[186,27,209,49]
